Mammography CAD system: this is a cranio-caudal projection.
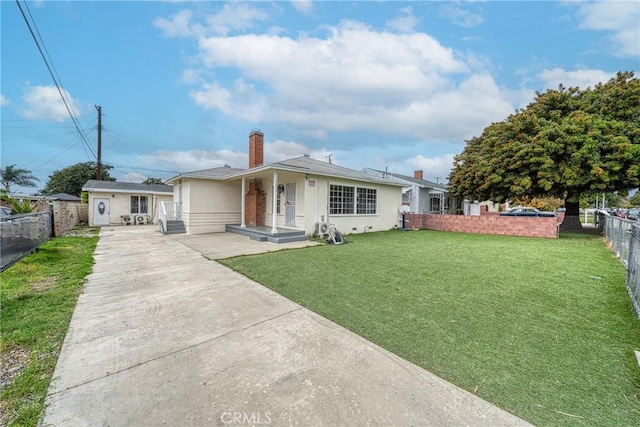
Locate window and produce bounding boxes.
[329,184,376,215]
[276,189,281,214]
[430,194,442,213]
[131,196,148,214]
[357,187,377,214]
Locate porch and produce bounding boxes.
[226,224,308,244]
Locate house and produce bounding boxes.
[82,180,173,227]
[164,131,404,240]
[362,168,448,214]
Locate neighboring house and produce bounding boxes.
[82,180,173,227]
[362,168,448,214]
[165,131,404,237]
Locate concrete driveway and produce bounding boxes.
[43,226,530,426]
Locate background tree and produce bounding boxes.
[630,192,640,206]
[43,162,115,197]
[141,177,163,185]
[0,164,39,192]
[448,71,640,230]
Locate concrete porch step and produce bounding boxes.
[226,224,308,244]
[164,220,186,235]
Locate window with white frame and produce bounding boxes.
[329,184,377,215]
[357,187,377,214]
[131,196,148,214]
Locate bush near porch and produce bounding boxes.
[221,230,640,427]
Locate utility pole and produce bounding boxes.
[95,105,102,180]
[435,177,441,184]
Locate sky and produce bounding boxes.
[1,0,639,193]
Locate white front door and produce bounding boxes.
[93,198,110,226]
[285,182,296,227]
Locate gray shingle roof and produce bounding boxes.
[47,193,82,201]
[82,180,173,193]
[248,156,403,186]
[364,168,447,191]
[167,166,246,183]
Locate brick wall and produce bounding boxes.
[245,178,266,226]
[403,213,558,239]
[249,131,264,168]
[52,201,83,236]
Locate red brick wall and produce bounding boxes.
[249,131,264,168]
[404,213,558,239]
[245,178,266,226]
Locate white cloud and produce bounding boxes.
[575,0,640,57]
[386,7,418,33]
[291,0,313,14]
[538,67,614,90]
[185,20,517,141]
[439,2,484,28]
[20,85,82,121]
[407,153,456,182]
[264,139,330,164]
[154,4,268,38]
[139,149,248,172]
[154,9,198,38]
[119,172,147,183]
[0,94,10,106]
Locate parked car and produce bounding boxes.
[500,207,556,217]
[628,208,640,221]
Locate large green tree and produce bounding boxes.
[449,71,640,230]
[0,164,39,192]
[43,162,115,197]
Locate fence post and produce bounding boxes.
[627,224,640,318]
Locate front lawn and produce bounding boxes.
[0,234,98,426]
[221,230,640,426]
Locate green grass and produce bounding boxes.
[221,230,640,426]
[1,235,98,427]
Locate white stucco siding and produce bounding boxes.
[87,192,172,226]
[301,176,402,235]
[180,178,242,234]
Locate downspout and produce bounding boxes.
[241,177,246,228]
[271,170,278,234]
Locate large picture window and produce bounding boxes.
[131,196,148,214]
[330,184,377,215]
[357,187,377,214]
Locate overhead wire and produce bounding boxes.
[15,0,96,159]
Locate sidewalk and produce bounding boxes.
[43,226,531,426]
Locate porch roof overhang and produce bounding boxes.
[222,164,405,188]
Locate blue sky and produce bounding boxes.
[2,1,639,193]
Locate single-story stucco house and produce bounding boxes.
[362,168,448,214]
[82,180,173,227]
[163,131,404,240]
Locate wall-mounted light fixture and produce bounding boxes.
[277,184,285,193]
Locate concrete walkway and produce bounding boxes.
[43,226,531,426]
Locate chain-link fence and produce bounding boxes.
[1,211,52,272]
[603,216,640,318]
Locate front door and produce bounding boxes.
[285,182,296,227]
[93,198,110,226]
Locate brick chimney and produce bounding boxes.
[414,170,423,180]
[249,130,264,168]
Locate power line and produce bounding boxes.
[15,0,96,159]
